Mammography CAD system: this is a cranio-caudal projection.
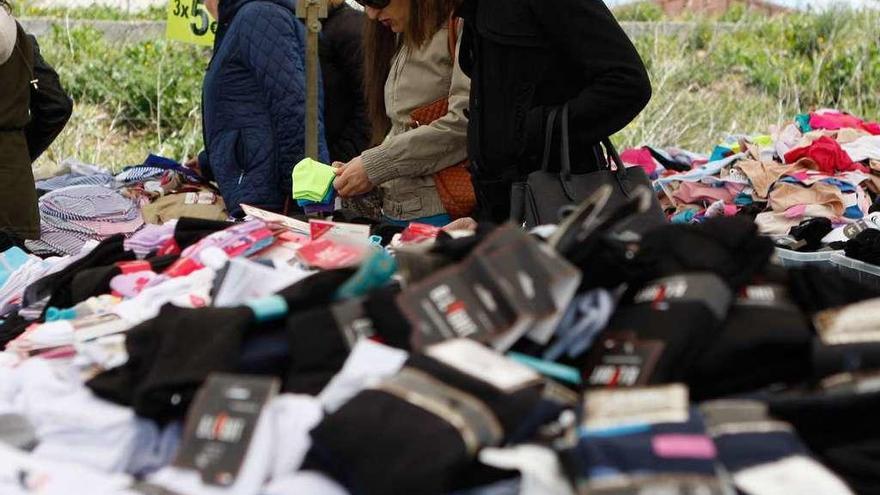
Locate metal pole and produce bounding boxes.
[298,0,328,160]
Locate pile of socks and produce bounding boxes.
[292,158,337,214]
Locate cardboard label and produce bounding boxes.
[733,456,854,495]
[72,313,132,343]
[174,374,279,487]
[397,225,578,351]
[584,475,727,495]
[582,332,665,388]
[241,204,310,234]
[398,255,532,352]
[296,239,370,270]
[736,284,798,310]
[652,434,717,459]
[814,299,880,345]
[475,225,581,345]
[426,339,541,392]
[475,228,557,319]
[699,400,770,430]
[250,231,310,264]
[632,274,731,321]
[330,297,377,349]
[309,219,371,244]
[166,0,217,46]
[398,223,442,244]
[582,384,689,432]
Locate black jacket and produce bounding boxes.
[458,0,652,222]
[320,3,370,164]
[25,34,73,162]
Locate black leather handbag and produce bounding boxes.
[510,104,665,234]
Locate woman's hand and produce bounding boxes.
[333,156,375,197]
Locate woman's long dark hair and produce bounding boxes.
[362,0,460,146]
[0,0,11,12]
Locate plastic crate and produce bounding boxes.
[773,248,841,269]
[830,254,880,290]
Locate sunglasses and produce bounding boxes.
[354,0,390,9]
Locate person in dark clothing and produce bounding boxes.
[0,0,72,240]
[457,0,652,223]
[320,0,370,164]
[195,0,329,217]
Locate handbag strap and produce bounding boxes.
[447,17,460,60]
[540,106,560,173]
[541,103,631,198]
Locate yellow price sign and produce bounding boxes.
[166,0,217,46]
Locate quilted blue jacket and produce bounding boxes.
[200,0,329,216]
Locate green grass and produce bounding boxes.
[34,24,208,173]
[16,0,165,20]
[614,7,880,152]
[28,6,880,175]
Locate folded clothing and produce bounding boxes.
[761,372,880,494]
[36,185,144,256]
[687,283,813,400]
[633,217,774,291]
[141,191,228,225]
[69,255,178,303]
[580,273,732,387]
[173,217,233,252]
[297,183,336,207]
[284,290,411,395]
[702,399,855,495]
[87,304,255,424]
[786,265,880,314]
[0,247,33,289]
[22,235,134,313]
[843,229,880,265]
[308,339,573,495]
[564,386,723,494]
[87,268,361,422]
[292,158,336,203]
[0,357,145,473]
[35,171,115,193]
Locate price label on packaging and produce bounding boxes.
[166,0,217,46]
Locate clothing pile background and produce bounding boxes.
[623,109,880,267]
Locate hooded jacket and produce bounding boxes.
[200,0,329,216]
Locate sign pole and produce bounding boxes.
[297,0,328,160]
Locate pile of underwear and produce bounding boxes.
[623,108,880,272]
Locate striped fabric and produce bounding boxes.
[35,173,115,192]
[114,166,167,185]
[36,185,144,256]
[24,239,66,257]
[40,186,141,222]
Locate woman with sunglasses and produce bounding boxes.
[332,0,469,227]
